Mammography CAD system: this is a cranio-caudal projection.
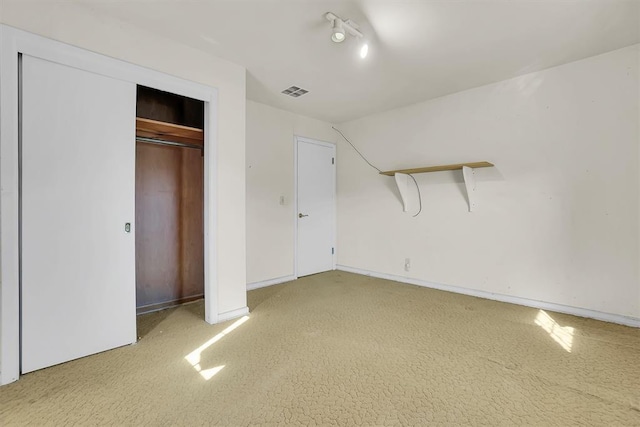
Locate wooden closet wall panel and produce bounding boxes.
[135,143,181,307]
[135,143,204,309]
[136,86,204,129]
[180,149,205,294]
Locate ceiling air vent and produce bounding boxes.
[281,86,309,98]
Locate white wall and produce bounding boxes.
[337,45,639,320]
[0,3,247,314]
[246,100,335,285]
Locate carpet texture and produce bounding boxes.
[1,271,639,425]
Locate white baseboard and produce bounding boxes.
[217,306,249,323]
[336,265,640,328]
[247,275,296,291]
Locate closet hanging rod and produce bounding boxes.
[135,136,203,150]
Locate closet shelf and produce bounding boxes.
[379,161,494,176]
[135,117,204,146]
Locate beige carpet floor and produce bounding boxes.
[0,271,639,426]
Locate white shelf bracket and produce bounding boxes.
[394,172,411,212]
[462,166,476,212]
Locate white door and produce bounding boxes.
[21,55,136,373]
[296,138,335,277]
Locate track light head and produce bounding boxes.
[331,19,345,43]
[325,12,363,41]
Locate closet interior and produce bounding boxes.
[135,86,205,314]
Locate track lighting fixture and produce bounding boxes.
[325,12,369,58]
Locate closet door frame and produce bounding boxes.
[0,25,220,385]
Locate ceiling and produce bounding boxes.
[47,1,640,122]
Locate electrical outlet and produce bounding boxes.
[404,258,411,272]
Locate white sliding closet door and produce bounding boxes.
[21,55,136,373]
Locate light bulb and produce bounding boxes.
[332,31,345,42]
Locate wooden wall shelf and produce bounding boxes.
[383,161,495,213]
[379,161,494,176]
[135,117,204,146]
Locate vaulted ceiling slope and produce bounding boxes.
[8,1,640,123]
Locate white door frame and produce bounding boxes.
[293,136,337,278]
[0,25,219,385]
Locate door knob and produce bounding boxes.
[298,213,309,218]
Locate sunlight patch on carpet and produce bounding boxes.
[197,365,225,380]
[184,315,249,380]
[535,310,574,353]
